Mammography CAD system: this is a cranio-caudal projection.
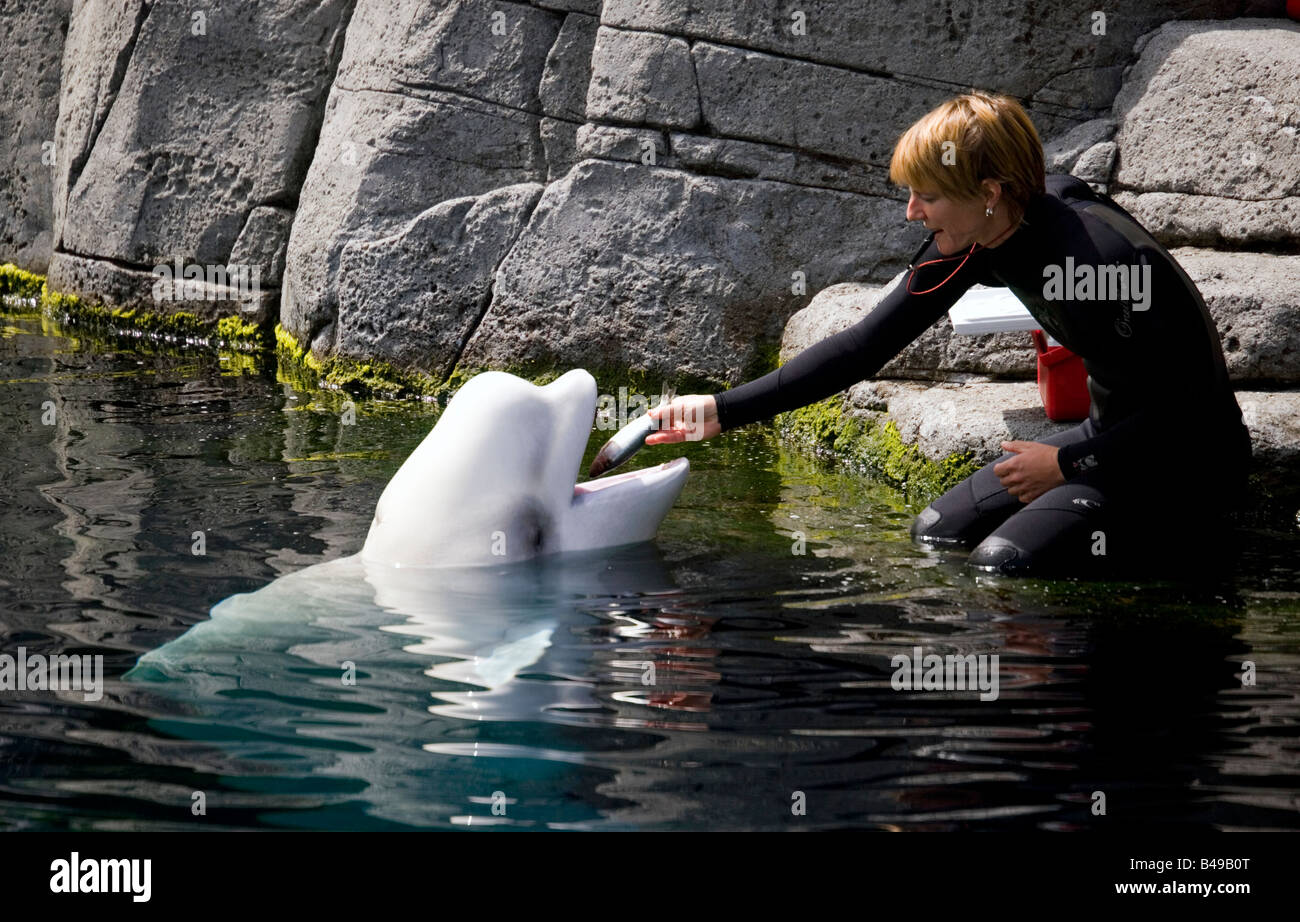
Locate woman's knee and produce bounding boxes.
[911,475,1011,546]
[911,454,1026,546]
[966,484,1108,575]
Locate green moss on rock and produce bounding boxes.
[274,323,754,407]
[325,360,441,399]
[274,323,322,371]
[16,269,269,348]
[0,264,46,300]
[744,340,782,379]
[274,323,443,400]
[216,314,264,342]
[448,357,724,401]
[62,300,210,337]
[776,394,978,501]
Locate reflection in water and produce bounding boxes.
[2,302,1299,830]
[126,543,728,828]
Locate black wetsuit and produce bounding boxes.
[712,174,1252,575]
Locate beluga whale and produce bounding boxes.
[363,368,690,568]
[128,369,691,695]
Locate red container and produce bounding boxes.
[1030,331,1090,422]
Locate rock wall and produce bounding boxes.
[1110,20,1300,248]
[0,0,72,273]
[45,0,355,323]
[6,0,1290,387]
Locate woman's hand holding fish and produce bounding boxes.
[645,396,720,444]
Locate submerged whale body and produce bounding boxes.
[129,543,679,693]
[123,544,694,836]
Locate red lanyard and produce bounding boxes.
[906,240,980,295]
[905,219,1020,295]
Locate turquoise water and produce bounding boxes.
[2,301,1299,830]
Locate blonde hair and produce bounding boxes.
[889,92,1045,219]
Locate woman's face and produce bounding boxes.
[905,186,990,255]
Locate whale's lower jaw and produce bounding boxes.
[561,456,690,553]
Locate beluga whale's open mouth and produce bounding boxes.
[360,369,689,568]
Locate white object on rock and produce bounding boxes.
[948,287,1058,345]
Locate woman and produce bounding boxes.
[646,91,1252,576]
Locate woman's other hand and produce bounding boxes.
[994,441,1066,503]
[645,395,721,444]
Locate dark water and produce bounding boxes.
[2,300,1299,831]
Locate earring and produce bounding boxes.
[985,206,994,218]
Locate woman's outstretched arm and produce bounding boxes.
[712,238,977,431]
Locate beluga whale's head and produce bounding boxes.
[361,369,689,568]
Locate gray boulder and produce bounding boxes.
[1112,192,1300,249]
[537,11,600,180]
[1043,118,1116,174]
[577,124,672,167]
[669,133,894,198]
[49,0,149,247]
[334,183,544,378]
[53,0,350,269]
[47,0,350,321]
[586,27,701,129]
[601,0,1271,119]
[533,0,600,14]
[229,207,294,290]
[43,0,345,325]
[846,379,1074,465]
[1174,247,1300,385]
[339,0,561,110]
[691,42,953,165]
[1237,390,1300,497]
[1072,141,1118,186]
[539,12,600,123]
[281,0,564,355]
[458,158,924,385]
[1111,19,1300,247]
[541,117,584,181]
[46,251,276,325]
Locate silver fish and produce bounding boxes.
[588,412,658,478]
